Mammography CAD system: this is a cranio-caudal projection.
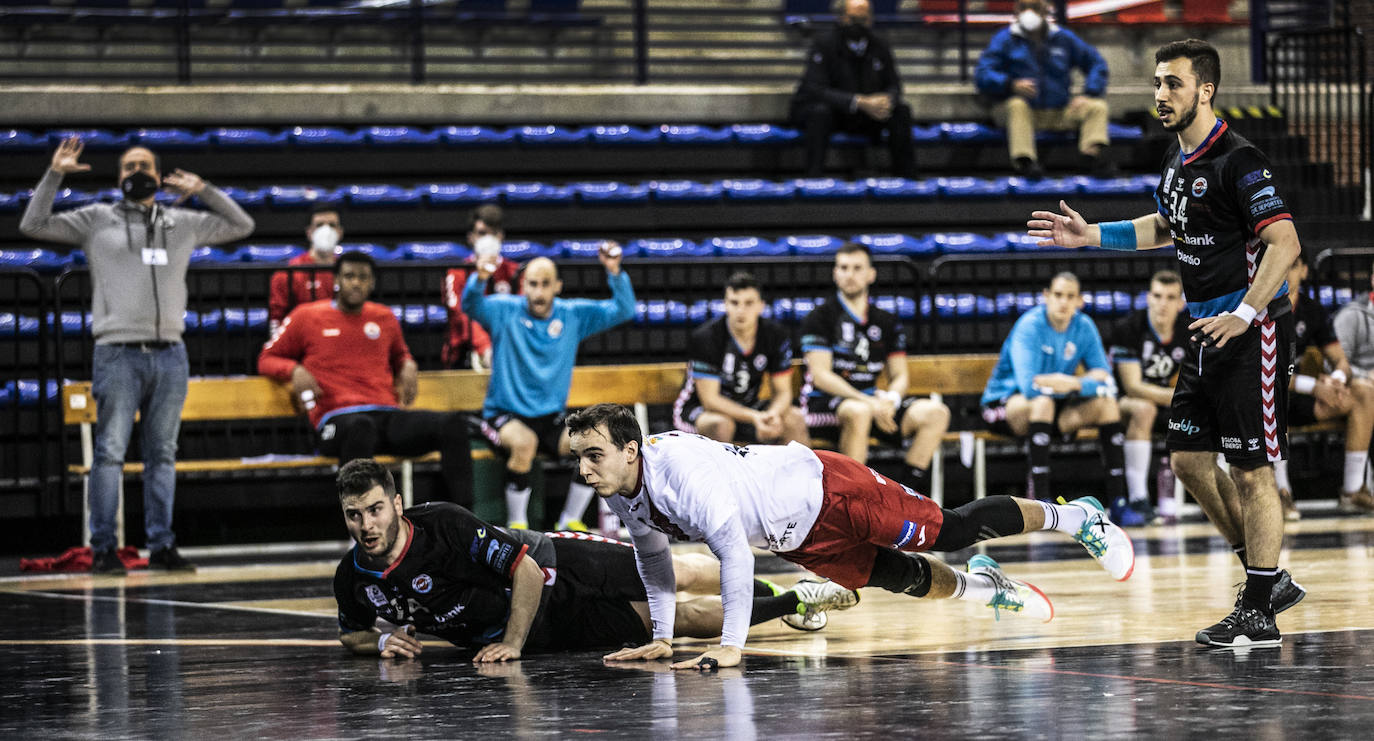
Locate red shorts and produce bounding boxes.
[779,450,945,590]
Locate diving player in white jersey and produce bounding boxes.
[567,403,1135,670]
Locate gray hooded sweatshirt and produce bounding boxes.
[1334,293,1374,372]
[20,169,255,344]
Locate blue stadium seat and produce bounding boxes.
[1112,290,1134,315]
[212,127,290,148]
[502,182,574,205]
[393,304,447,329]
[422,183,501,206]
[937,177,1011,199]
[689,299,712,323]
[217,186,268,208]
[795,178,868,200]
[911,125,942,142]
[664,300,690,324]
[199,308,269,331]
[1136,174,1162,190]
[790,297,820,320]
[572,181,651,204]
[1107,123,1145,141]
[1007,176,1083,197]
[710,236,789,257]
[558,239,642,259]
[501,240,560,260]
[365,126,440,147]
[341,243,404,262]
[651,180,722,202]
[994,292,1020,317]
[268,185,334,208]
[189,246,235,264]
[829,132,870,147]
[722,179,796,201]
[1075,175,1150,196]
[0,248,65,271]
[769,298,793,322]
[7,379,61,408]
[63,251,86,268]
[342,184,422,207]
[50,129,131,149]
[731,124,802,145]
[781,0,832,25]
[630,238,711,259]
[786,234,844,256]
[853,233,935,256]
[438,126,516,147]
[1083,291,1116,315]
[659,125,733,145]
[0,129,49,151]
[940,122,1003,142]
[289,126,366,147]
[400,241,472,262]
[874,295,917,319]
[0,192,27,212]
[1034,130,1075,144]
[516,125,588,147]
[135,128,211,149]
[641,300,670,325]
[588,125,660,146]
[1003,231,1054,252]
[866,177,938,200]
[53,188,96,211]
[0,313,40,337]
[933,232,1009,253]
[50,311,92,335]
[232,245,303,263]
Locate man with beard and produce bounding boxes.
[1029,39,1305,647]
[332,459,859,660]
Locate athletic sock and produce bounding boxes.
[1038,499,1089,535]
[1232,544,1248,569]
[1028,422,1054,499]
[1243,567,1280,613]
[558,481,596,527]
[1098,422,1128,503]
[504,482,531,526]
[750,592,802,624]
[950,570,998,605]
[753,578,782,597]
[1273,459,1291,492]
[905,465,930,495]
[1344,451,1369,493]
[1124,440,1152,503]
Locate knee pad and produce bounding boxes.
[931,496,1025,551]
[866,549,932,597]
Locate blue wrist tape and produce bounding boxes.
[1099,221,1137,251]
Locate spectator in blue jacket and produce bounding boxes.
[975,0,1113,179]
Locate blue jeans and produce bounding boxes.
[89,343,189,553]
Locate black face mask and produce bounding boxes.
[842,20,868,44]
[121,171,159,201]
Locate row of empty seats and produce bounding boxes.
[0,175,1162,214]
[0,0,600,26]
[0,123,1145,151]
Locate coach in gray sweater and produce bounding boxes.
[1335,274,1374,373]
[20,136,254,574]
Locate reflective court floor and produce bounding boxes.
[4,514,1374,739]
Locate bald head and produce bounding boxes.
[521,257,563,319]
[525,257,558,281]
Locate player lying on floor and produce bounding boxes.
[332,459,857,661]
[568,403,1136,670]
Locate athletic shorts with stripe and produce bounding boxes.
[543,532,651,651]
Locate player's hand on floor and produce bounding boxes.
[671,645,741,671]
[603,639,673,662]
[473,640,521,663]
[378,626,423,658]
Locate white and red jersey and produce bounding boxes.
[602,431,824,647]
[258,299,413,429]
[441,258,519,366]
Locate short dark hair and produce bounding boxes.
[467,203,504,233]
[565,403,643,451]
[309,201,343,219]
[1155,39,1221,90]
[1151,269,1182,287]
[337,458,396,501]
[836,242,872,262]
[333,250,376,276]
[118,146,161,174]
[1047,271,1080,290]
[725,271,761,295]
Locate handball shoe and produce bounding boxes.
[1196,604,1281,647]
[1062,496,1135,581]
[782,578,859,631]
[1232,570,1306,614]
[968,554,1053,623]
[556,518,590,532]
[1109,497,1148,527]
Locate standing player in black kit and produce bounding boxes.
[1029,39,1304,647]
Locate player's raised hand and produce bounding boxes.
[604,638,673,662]
[598,240,623,275]
[670,645,741,671]
[50,136,92,175]
[161,169,205,204]
[1028,200,1092,249]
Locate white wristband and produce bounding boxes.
[876,389,901,404]
[1294,375,1317,395]
[1228,302,1258,326]
[1332,369,1348,385]
[377,632,391,654]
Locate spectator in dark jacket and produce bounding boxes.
[788,0,916,178]
[974,0,1112,178]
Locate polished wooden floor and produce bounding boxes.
[4,511,1374,738]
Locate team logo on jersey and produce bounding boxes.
[893,521,923,548]
[1191,177,1208,197]
[841,323,854,342]
[1172,347,1186,361]
[411,574,433,594]
[1251,185,1276,201]
[647,435,661,445]
[722,354,736,374]
[365,584,387,607]
[1064,341,1076,361]
[548,318,564,338]
[1239,168,1272,188]
[753,355,767,371]
[867,325,882,340]
[363,321,381,340]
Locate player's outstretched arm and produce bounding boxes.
[1028,201,1171,250]
[340,625,422,658]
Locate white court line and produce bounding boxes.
[3,588,335,620]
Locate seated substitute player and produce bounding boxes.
[463,245,636,531]
[332,459,858,660]
[1278,255,1374,516]
[1102,269,1191,526]
[801,243,950,493]
[569,403,1134,670]
[259,251,474,505]
[674,272,808,445]
[267,202,343,338]
[982,271,1128,504]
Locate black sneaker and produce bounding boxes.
[1196,604,1281,647]
[148,547,196,572]
[1013,157,1046,180]
[91,548,126,575]
[1270,570,1306,614]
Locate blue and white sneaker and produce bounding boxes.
[1061,495,1135,581]
[1109,496,1148,527]
[968,554,1053,623]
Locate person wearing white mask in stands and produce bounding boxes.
[442,204,519,370]
[268,202,344,337]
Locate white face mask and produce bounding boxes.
[1018,9,1043,32]
[310,224,340,254]
[473,234,503,259]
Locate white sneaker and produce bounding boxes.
[781,577,860,631]
[967,554,1054,623]
[1062,496,1135,581]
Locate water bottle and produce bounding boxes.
[1156,455,1177,522]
